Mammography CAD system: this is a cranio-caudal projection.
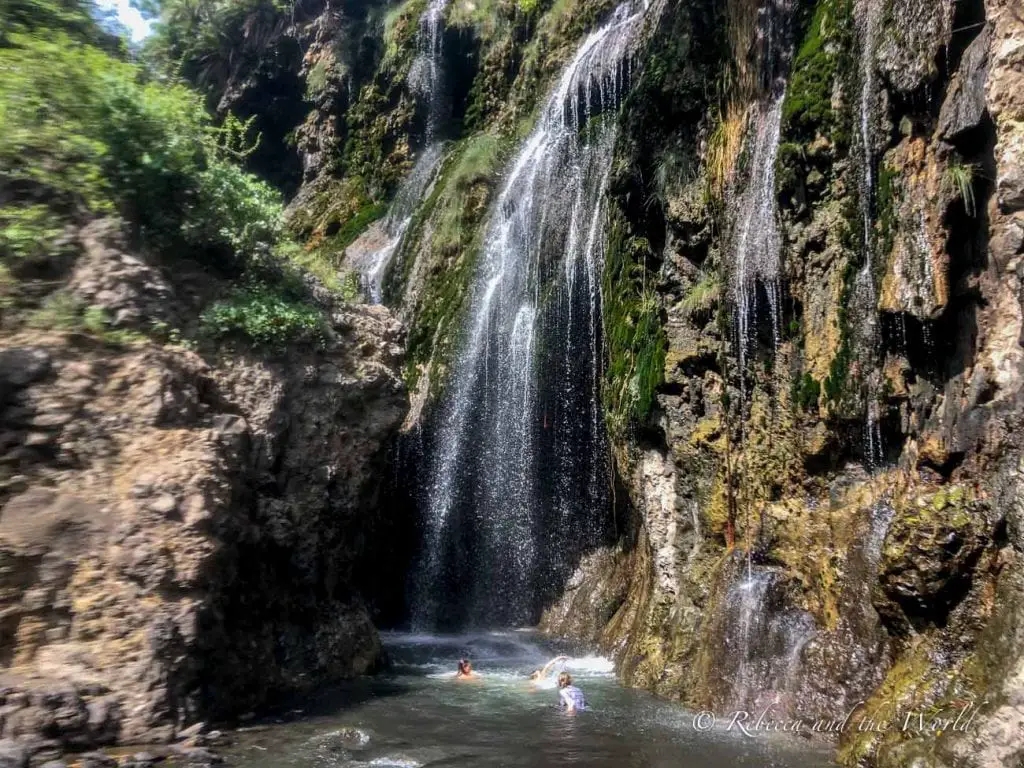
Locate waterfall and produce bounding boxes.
[723,568,816,713]
[408,0,449,144]
[853,0,884,468]
[412,3,644,630]
[733,93,785,375]
[730,0,791,377]
[363,0,450,304]
[364,144,444,303]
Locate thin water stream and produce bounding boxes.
[222,633,834,768]
[362,0,450,303]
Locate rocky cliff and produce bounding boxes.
[536,1,1024,766]
[0,220,407,759]
[4,0,1022,765]
[256,0,1022,765]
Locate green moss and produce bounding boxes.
[792,372,821,411]
[400,134,508,390]
[821,228,856,407]
[876,162,900,259]
[781,0,855,146]
[331,201,389,251]
[836,638,940,766]
[774,142,805,197]
[679,270,722,317]
[602,207,667,437]
[383,0,428,63]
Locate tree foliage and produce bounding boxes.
[0,24,285,265]
[0,0,337,348]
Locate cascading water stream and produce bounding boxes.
[408,0,449,144]
[853,0,884,468]
[723,568,816,713]
[412,2,645,630]
[727,0,792,581]
[733,93,786,378]
[364,144,444,302]
[363,0,450,303]
[730,0,791,382]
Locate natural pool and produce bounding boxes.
[223,632,835,768]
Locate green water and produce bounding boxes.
[222,633,834,768]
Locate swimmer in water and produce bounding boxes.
[455,659,478,680]
[557,672,586,713]
[528,655,569,683]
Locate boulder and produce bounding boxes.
[938,26,992,141]
[0,740,27,768]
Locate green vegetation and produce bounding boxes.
[823,262,856,406]
[383,0,428,65]
[26,292,148,345]
[0,28,283,263]
[331,202,390,252]
[145,0,291,95]
[1,0,109,45]
[876,162,900,258]
[430,136,504,254]
[200,286,328,350]
[0,0,338,348]
[704,105,746,210]
[792,372,821,411]
[305,57,335,100]
[944,160,977,218]
[0,205,69,265]
[680,271,722,317]
[603,210,667,436]
[402,135,507,388]
[781,0,855,146]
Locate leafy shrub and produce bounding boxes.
[200,287,328,349]
[0,205,68,263]
[0,28,287,269]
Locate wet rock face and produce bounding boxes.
[937,26,991,143]
[0,304,406,749]
[876,0,955,95]
[539,0,1024,763]
[873,485,993,635]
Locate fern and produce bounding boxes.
[680,271,722,317]
[945,161,977,218]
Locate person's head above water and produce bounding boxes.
[457,659,473,676]
[558,672,572,689]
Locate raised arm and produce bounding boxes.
[541,655,569,678]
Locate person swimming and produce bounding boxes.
[528,655,569,682]
[557,672,586,713]
[455,659,478,680]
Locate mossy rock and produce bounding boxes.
[398,133,508,391]
[873,484,992,635]
[782,0,855,148]
[836,636,949,767]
